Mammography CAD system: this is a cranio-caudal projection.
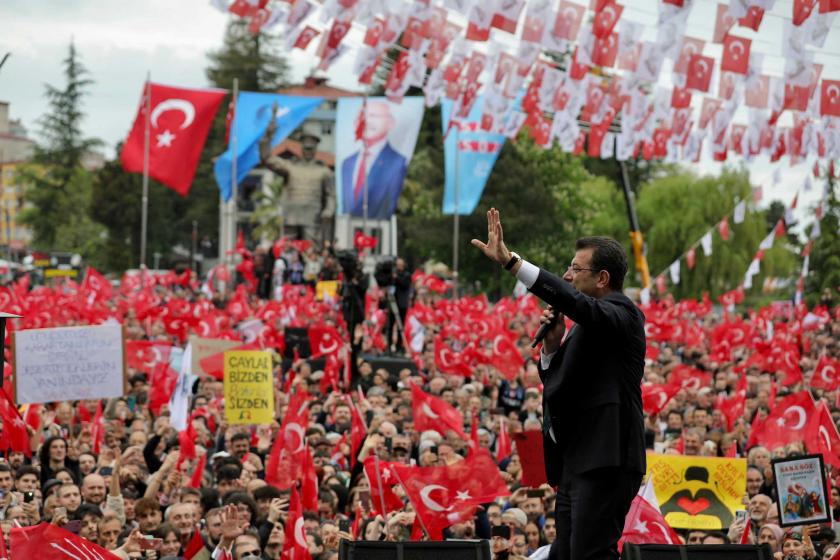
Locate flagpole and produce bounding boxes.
[361,95,369,236]
[140,73,151,275]
[390,466,431,539]
[452,125,460,299]
[227,78,239,275]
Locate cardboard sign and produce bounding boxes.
[189,335,240,378]
[646,453,746,530]
[316,281,339,302]
[224,350,274,424]
[14,324,125,404]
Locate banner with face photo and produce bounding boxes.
[335,97,424,220]
[646,453,747,530]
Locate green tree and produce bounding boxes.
[18,42,103,250]
[805,179,840,305]
[205,19,290,92]
[636,168,797,301]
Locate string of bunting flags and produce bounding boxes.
[207,0,840,168]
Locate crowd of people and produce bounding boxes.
[0,246,837,560]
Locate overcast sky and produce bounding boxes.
[0,0,832,231]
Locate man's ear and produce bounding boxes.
[598,270,611,289]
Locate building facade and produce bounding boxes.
[0,102,35,251]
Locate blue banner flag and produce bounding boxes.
[441,98,506,216]
[214,93,323,201]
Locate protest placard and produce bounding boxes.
[189,335,241,378]
[224,350,274,424]
[13,324,125,404]
[773,454,831,527]
[646,453,746,530]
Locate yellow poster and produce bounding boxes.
[646,453,747,530]
[224,350,274,424]
[316,281,338,301]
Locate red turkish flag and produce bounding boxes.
[806,401,840,467]
[265,392,308,490]
[496,418,512,461]
[745,75,770,108]
[591,32,619,67]
[719,217,730,240]
[716,390,746,431]
[294,26,320,50]
[686,55,714,92]
[327,19,351,49]
[667,364,712,392]
[674,37,705,74]
[301,445,319,511]
[393,451,509,540]
[411,383,466,438]
[671,87,692,109]
[349,396,367,467]
[353,230,378,250]
[81,267,113,303]
[592,0,622,39]
[308,324,343,357]
[11,523,121,560]
[552,1,586,40]
[748,391,815,449]
[126,340,173,375]
[820,0,840,12]
[91,400,105,455]
[620,479,681,549]
[491,332,524,380]
[188,453,206,489]
[642,383,679,416]
[793,0,818,25]
[739,6,764,30]
[363,456,405,515]
[811,355,840,391]
[721,35,750,75]
[686,248,696,269]
[0,388,31,457]
[433,336,474,377]
[820,80,840,117]
[121,82,225,196]
[713,4,737,43]
[283,487,312,560]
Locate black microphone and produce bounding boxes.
[531,310,559,348]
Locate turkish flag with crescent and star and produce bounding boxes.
[747,390,815,450]
[411,383,467,438]
[811,355,840,391]
[282,487,312,560]
[806,401,840,467]
[10,522,121,560]
[393,451,509,540]
[619,477,681,550]
[0,388,31,457]
[265,392,309,490]
[121,82,226,196]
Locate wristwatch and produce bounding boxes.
[504,252,521,271]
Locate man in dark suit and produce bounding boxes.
[341,101,408,220]
[472,208,646,559]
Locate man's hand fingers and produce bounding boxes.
[471,239,488,250]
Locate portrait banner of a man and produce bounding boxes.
[335,96,424,220]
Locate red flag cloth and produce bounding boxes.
[496,418,512,462]
[353,231,378,250]
[184,527,207,560]
[363,456,405,516]
[199,341,261,380]
[393,451,510,540]
[81,267,113,303]
[10,522,121,559]
[308,324,343,357]
[301,445,319,511]
[592,0,623,39]
[738,6,764,30]
[806,401,840,467]
[91,400,105,455]
[721,35,751,75]
[265,393,308,490]
[719,217,731,240]
[177,420,198,468]
[0,388,30,457]
[739,515,752,544]
[642,383,679,417]
[491,333,524,380]
[686,55,714,93]
[470,411,480,452]
[125,340,173,375]
[820,80,840,117]
[282,487,312,560]
[513,430,547,487]
[433,336,473,377]
[726,441,738,458]
[411,383,466,438]
[748,390,815,449]
[188,453,207,489]
[793,0,818,24]
[820,0,840,12]
[349,398,367,468]
[812,355,840,391]
[121,82,226,196]
[620,479,681,549]
[0,521,7,560]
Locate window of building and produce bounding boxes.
[321,122,333,136]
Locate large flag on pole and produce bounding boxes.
[121,82,226,196]
[213,93,323,201]
[441,96,510,215]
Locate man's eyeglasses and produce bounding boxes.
[239,550,261,558]
[567,265,599,274]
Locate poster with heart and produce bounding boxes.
[772,454,831,528]
[646,453,746,530]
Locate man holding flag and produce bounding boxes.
[473,208,646,560]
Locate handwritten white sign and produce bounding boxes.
[14,324,125,404]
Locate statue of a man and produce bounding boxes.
[259,106,335,244]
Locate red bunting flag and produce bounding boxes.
[721,35,751,75]
[301,445,319,512]
[265,392,308,489]
[496,417,511,462]
[811,355,840,391]
[686,55,714,93]
[282,487,312,560]
[121,82,226,196]
[0,388,30,457]
[188,453,207,489]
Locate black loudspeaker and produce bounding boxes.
[339,539,490,560]
[360,354,418,377]
[621,544,774,560]
[284,327,310,359]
